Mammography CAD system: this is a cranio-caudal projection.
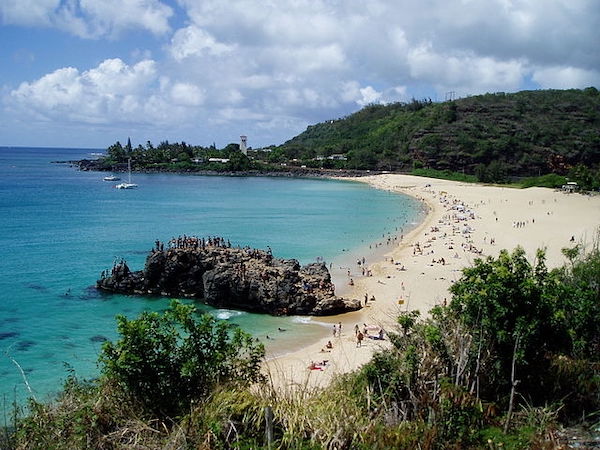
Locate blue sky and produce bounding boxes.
[1,0,599,149]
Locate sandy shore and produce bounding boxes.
[266,174,600,390]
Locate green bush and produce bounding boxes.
[519,173,567,188]
[100,300,265,418]
[411,168,478,183]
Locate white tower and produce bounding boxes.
[240,135,248,155]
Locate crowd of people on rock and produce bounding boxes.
[150,236,280,269]
[100,259,130,279]
[163,235,232,251]
[148,235,233,253]
[104,236,340,300]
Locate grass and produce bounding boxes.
[515,173,567,189]
[411,168,479,183]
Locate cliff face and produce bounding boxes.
[97,246,361,316]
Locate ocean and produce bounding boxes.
[0,146,424,404]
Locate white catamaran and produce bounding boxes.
[115,158,138,189]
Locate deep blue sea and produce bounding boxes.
[0,147,424,404]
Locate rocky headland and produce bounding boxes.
[61,158,378,178]
[97,237,361,316]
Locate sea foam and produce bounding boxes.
[214,309,245,320]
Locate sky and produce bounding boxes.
[1,0,599,149]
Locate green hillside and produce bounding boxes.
[279,88,600,180]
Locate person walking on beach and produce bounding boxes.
[356,331,364,347]
[338,322,342,336]
[333,324,337,337]
[354,324,359,336]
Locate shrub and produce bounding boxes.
[100,300,265,418]
[519,173,567,188]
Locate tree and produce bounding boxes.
[552,244,600,359]
[100,300,265,418]
[448,248,557,403]
[107,141,125,162]
[227,151,251,171]
[487,160,508,183]
[397,310,420,336]
[569,164,600,190]
[223,143,240,154]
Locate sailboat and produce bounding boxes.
[115,158,138,189]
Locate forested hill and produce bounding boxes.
[279,88,600,180]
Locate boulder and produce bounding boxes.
[97,244,362,316]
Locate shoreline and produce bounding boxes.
[64,158,387,179]
[265,174,600,390]
[261,184,428,360]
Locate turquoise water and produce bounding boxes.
[0,147,423,403]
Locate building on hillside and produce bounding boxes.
[240,135,248,155]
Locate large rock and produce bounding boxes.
[97,244,361,316]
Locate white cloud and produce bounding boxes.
[0,0,173,37]
[408,45,526,95]
[532,66,600,90]
[170,82,205,106]
[170,26,234,61]
[80,0,172,36]
[340,81,405,107]
[0,0,58,27]
[8,58,188,125]
[263,44,346,75]
[170,0,599,121]
[214,107,268,123]
[3,0,600,147]
[84,59,156,95]
[357,86,383,106]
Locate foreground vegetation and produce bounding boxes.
[5,243,598,448]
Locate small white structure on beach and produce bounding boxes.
[562,181,579,192]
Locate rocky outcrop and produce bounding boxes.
[97,244,361,316]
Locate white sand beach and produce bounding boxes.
[266,174,600,389]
